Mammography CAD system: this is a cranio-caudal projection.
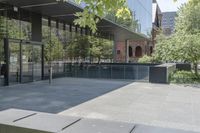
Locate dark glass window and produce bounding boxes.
[117,50,120,55]
[135,46,142,57]
[129,46,133,57]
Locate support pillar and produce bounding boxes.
[31,13,43,79]
[125,40,129,63]
[4,38,9,86]
[113,35,117,63]
[31,13,42,42]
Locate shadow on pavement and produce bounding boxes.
[0,78,133,113]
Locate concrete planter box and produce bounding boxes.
[149,63,176,84]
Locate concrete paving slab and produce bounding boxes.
[0,108,36,124]
[133,125,198,133]
[60,118,135,133]
[0,78,131,113]
[13,112,81,133]
[59,82,200,132]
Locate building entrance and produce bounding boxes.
[8,39,42,85]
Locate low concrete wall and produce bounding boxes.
[0,109,197,133]
[149,63,176,84]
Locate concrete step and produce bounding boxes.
[0,109,198,133]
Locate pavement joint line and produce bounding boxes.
[129,125,136,133]
[61,118,82,131]
[13,113,37,122]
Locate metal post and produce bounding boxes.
[49,66,52,84]
[4,38,9,86]
[48,18,52,84]
[125,40,129,63]
[19,40,22,83]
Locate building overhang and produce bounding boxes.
[0,0,148,41]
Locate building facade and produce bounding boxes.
[162,12,177,36]
[0,0,146,87]
[127,0,153,35]
[115,0,162,63]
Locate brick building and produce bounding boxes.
[115,0,162,63]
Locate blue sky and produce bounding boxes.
[157,0,188,12]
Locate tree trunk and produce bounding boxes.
[194,63,198,76]
[98,57,101,64]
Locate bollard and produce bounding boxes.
[49,66,52,84]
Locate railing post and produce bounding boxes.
[49,66,52,84]
[124,65,125,79]
[110,65,112,79]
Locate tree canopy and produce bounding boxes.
[59,0,131,32]
[154,0,200,75]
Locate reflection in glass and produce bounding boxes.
[0,39,5,86]
[33,45,41,81]
[9,42,20,85]
[22,44,33,83]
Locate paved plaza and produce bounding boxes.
[0,78,200,132]
[60,81,200,132]
[0,78,131,113]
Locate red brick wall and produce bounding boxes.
[115,40,150,63]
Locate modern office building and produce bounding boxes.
[162,12,177,36]
[0,0,147,86]
[127,0,153,35]
[115,0,162,62]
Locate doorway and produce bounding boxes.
[8,39,42,85]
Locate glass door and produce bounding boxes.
[0,39,5,86]
[8,39,42,85]
[21,44,33,83]
[33,45,42,81]
[9,41,20,85]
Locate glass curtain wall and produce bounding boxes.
[0,3,7,86]
[41,17,114,79]
[127,0,152,35]
[0,2,43,86]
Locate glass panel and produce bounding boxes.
[99,65,111,79]
[22,44,33,83]
[111,65,125,79]
[138,65,149,81]
[0,39,5,86]
[33,45,42,81]
[9,42,20,85]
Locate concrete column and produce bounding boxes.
[113,35,117,63]
[31,13,42,42]
[125,40,129,63]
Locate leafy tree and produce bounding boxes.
[66,35,113,63]
[154,0,200,75]
[66,35,90,61]
[43,26,64,62]
[106,9,138,32]
[59,0,131,32]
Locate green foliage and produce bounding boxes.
[138,55,153,63]
[0,16,5,39]
[170,70,200,84]
[154,0,200,75]
[59,0,131,32]
[42,27,64,62]
[106,9,138,32]
[66,35,113,63]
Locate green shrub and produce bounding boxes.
[138,55,153,63]
[170,71,200,84]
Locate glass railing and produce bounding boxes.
[44,63,156,82]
